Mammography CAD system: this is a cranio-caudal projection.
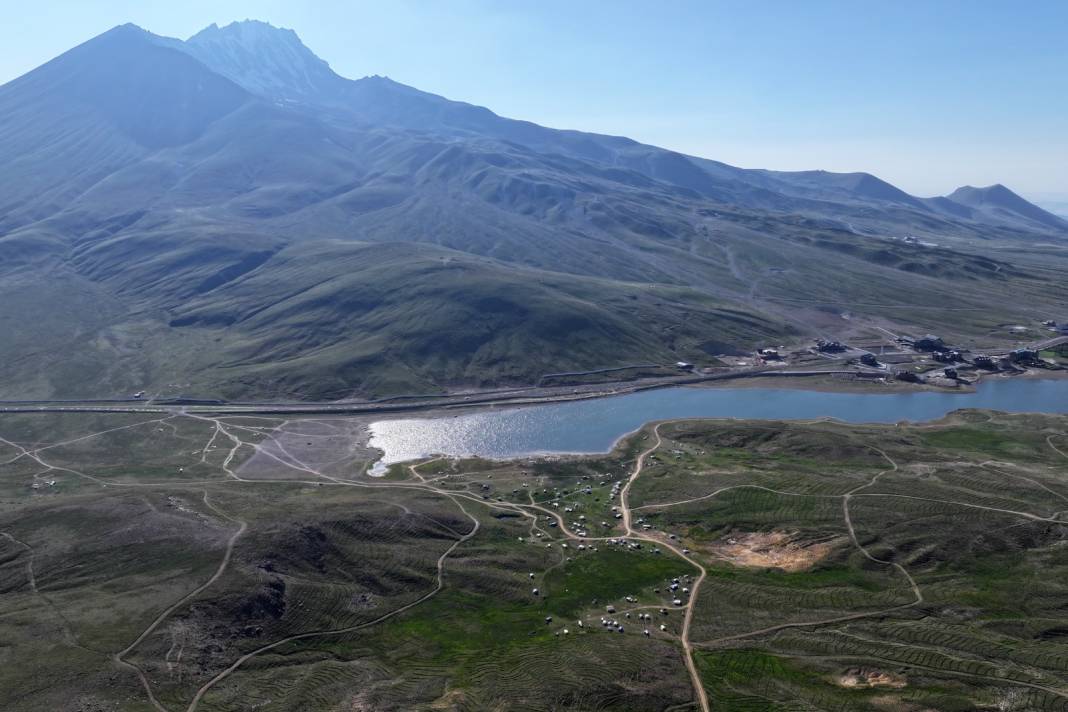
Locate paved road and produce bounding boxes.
[1034,334,1068,351]
[0,368,865,416]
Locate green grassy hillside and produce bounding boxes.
[2,409,1066,709]
[2,23,1067,400]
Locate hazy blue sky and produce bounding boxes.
[3,1,1065,200]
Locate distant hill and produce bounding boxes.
[939,184,1068,231]
[0,20,1065,400]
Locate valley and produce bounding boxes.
[3,15,1068,711]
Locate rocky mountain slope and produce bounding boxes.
[0,21,1065,400]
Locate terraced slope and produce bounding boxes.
[2,408,1066,710]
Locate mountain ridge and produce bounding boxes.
[179,20,343,103]
[155,19,1066,233]
[943,183,1067,230]
[1,20,1066,400]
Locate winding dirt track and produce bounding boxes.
[4,413,1067,710]
[184,490,480,712]
[680,448,925,652]
[1050,434,1068,462]
[674,438,1068,704]
[619,424,711,712]
[0,530,85,650]
[114,492,248,712]
[842,449,924,606]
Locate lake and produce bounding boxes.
[368,378,1068,473]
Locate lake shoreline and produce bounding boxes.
[367,377,1068,473]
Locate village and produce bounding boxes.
[692,317,1068,390]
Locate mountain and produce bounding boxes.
[1,21,1066,400]
[176,20,344,103]
[940,184,1068,231]
[0,24,250,232]
[164,22,1065,232]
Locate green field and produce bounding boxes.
[1,408,1067,710]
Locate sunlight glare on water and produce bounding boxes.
[367,379,1068,475]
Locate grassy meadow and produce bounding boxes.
[1,408,1066,710]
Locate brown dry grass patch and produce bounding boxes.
[837,667,907,689]
[705,531,844,572]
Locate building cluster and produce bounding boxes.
[912,334,946,352]
[757,348,781,361]
[859,353,880,367]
